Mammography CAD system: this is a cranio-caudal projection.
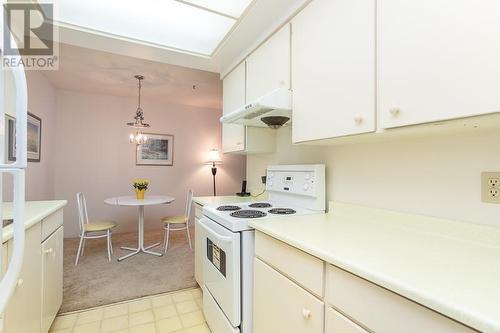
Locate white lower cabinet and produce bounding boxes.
[326,307,368,333]
[4,223,42,333]
[41,226,64,333]
[194,213,204,287]
[253,258,324,333]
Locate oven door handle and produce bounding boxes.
[199,218,233,243]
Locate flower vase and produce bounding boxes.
[135,189,146,200]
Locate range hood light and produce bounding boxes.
[261,116,290,129]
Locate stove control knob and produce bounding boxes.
[269,181,273,186]
[268,172,274,179]
[305,173,310,180]
[303,183,309,191]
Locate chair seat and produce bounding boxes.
[161,215,188,224]
[84,220,117,232]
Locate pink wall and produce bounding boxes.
[54,90,246,237]
[3,72,57,201]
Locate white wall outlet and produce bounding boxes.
[481,172,500,204]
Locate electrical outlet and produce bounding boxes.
[481,172,500,204]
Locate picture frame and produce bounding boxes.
[136,133,174,166]
[6,112,42,162]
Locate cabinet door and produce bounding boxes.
[253,258,323,333]
[222,62,246,153]
[194,217,204,287]
[292,0,375,143]
[246,24,290,101]
[41,226,63,333]
[4,223,42,333]
[378,0,500,128]
[326,307,368,333]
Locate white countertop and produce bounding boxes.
[250,202,500,333]
[192,194,267,206]
[2,200,67,243]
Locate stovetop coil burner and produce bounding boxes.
[230,210,267,218]
[217,205,242,211]
[268,208,297,215]
[248,202,272,208]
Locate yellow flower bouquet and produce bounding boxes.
[133,179,149,199]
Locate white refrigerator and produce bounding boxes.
[0,13,28,325]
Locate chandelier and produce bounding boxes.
[127,75,150,145]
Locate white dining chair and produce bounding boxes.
[161,189,193,252]
[75,192,117,265]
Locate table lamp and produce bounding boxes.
[207,149,222,196]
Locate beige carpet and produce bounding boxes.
[62,228,197,313]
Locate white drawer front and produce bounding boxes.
[326,307,368,333]
[41,209,63,241]
[255,231,324,297]
[325,265,476,333]
[194,203,202,220]
[253,258,324,333]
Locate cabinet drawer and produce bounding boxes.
[194,203,203,220]
[325,265,476,333]
[326,307,368,333]
[42,209,63,241]
[255,231,323,297]
[254,258,324,333]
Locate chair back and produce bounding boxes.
[76,192,89,233]
[184,190,194,224]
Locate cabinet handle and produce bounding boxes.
[44,248,54,254]
[302,308,311,319]
[389,107,400,117]
[353,115,363,124]
[17,278,23,287]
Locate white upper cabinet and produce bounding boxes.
[246,24,291,102]
[222,61,246,153]
[292,0,376,143]
[378,0,500,129]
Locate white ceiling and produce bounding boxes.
[51,0,310,74]
[42,43,223,110]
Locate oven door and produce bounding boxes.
[199,217,241,327]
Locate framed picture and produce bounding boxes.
[136,133,174,166]
[27,113,42,162]
[6,112,42,162]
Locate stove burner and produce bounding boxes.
[248,202,272,208]
[217,205,241,211]
[268,208,296,215]
[230,210,267,218]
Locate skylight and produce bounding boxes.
[51,0,254,56]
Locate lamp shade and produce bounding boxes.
[207,149,222,164]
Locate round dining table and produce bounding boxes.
[104,195,175,261]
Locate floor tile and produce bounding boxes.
[190,289,202,300]
[103,303,129,319]
[130,310,155,327]
[153,305,177,320]
[175,300,198,315]
[101,315,129,333]
[151,294,173,308]
[50,314,78,330]
[76,308,103,325]
[180,311,205,328]
[156,316,182,333]
[129,299,152,313]
[49,329,72,333]
[184,323,211,333]
[172,291,193,303]
[129,322,157,333]
[73,321,101,333]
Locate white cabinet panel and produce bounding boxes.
[292,0,376,143]
[253,258,323,333]
[4,223,42,333]
[326,307,368,333]
[378,0,500,128]
[194,216,204,287]
[41,226,63,333]
[222,62,246,153]
[246,24,290,102]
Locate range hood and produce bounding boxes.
[220,88,292,128]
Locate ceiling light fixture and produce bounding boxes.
[127,75,150,145]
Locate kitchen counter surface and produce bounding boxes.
[193,195,267,206]
[250,202,500,333]
[2,200,67,243]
